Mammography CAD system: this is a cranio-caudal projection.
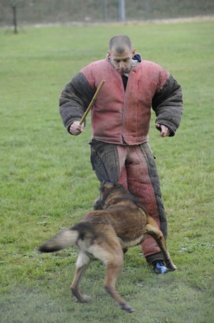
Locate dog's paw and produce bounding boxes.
[120,303,134,313]
[167,262,177,271]
[72,292,91,303]
[164,259,177,272]
[77,294,91,303]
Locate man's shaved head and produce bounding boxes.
[109,35,132,53]
[108,35,135,75]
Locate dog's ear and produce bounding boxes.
[93,197,103,210]
[100,180,114,191]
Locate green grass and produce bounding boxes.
[0,21,214,322]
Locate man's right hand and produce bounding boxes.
[69,121,84,135]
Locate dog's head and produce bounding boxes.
[94,181,130,210]
[95,181,145,212]
[93,181,114,210]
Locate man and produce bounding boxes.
[59,35,183,274]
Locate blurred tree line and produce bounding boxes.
[0,0,213,27]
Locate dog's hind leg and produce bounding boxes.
[70,252,91,303]
[104,260,134,313]
[93,236,134,313]
[146,216,177,271]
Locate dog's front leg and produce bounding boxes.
[146,217,177,271]
[70,252,91,303]
[153,232,176,271]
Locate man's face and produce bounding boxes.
[108,46,136,75]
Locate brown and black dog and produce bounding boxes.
[39,182,176,313]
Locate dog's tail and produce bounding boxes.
[39,229,79,253]
[39,222,96,253]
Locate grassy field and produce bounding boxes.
[0,20,214,322]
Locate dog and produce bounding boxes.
[39,182,176,313]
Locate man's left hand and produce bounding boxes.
[155,124,170,137]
